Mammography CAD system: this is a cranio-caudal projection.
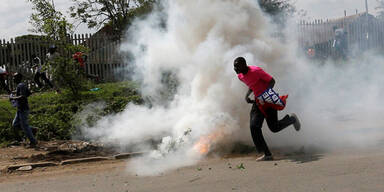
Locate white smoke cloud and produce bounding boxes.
[80,0,384,175]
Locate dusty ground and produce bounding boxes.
[0,140,117,170]
[1,146,384,192]
[0,158,126,183]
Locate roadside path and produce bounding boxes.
[1,148,384,192]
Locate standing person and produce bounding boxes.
[31,54,54,90]
[73,51,99,81]
[0,67,11,94]
[332,26,348,59]
[9,73,37,147]
[233,57,301,161]
[46,45,60,61]
[45,45,61,93]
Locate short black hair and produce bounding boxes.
[234,57,246,66]
[13,73,23,81]
[49,44,57,49]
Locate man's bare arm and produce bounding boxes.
[9,95,23,100]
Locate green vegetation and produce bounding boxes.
[28,0,73,39]
[258,0,296,25]
[69,0,156,35]
[0,81,143,144]
[28,0,93,97]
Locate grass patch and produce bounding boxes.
[0,81,143,143]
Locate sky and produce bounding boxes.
[0,0,97,40]
[0,0,381,40]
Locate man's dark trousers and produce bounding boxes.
[0,78,10,94]
[34,72,53,88]
[250,103,295,156]
[13,110,37,144]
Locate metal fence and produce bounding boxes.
[0,33,125,90]
[297,14,384,59]
[3,15,384,91]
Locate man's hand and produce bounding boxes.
[269,78,275,89]
[9,94,22,100]
[245,89,255,104]
[245,97,255,104]
[9,96,21,100]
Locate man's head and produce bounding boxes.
[234,57,248,74]
[13,73,23,84]
[32,55,40,65]
[48,44,57,54]
[0,67,6,75]
[0,67,7,79]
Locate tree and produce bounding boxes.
[258,0,296,25]
[376,0,384,19]
[69,0,155,35]
[28,0,86,97]
[48,45,89,96]
[28,0,73,40]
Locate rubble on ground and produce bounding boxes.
[2,140,116,166]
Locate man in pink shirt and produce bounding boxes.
[234,57,301,161]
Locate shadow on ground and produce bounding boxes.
[279,153,324,164]
[274,145,325,164]
[217,143,324,164]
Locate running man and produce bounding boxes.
[234,57,301,161]
[31,54,54,90]
[9,73,37,147]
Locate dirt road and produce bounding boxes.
[1,147,384,192]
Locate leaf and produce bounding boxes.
[237,163,245,170]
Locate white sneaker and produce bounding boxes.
[256,154,274,161]
[291,113,301,131]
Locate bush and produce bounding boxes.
[0,101,17,143]
[0,81,142,143]
[48,44,89,97]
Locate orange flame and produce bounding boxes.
[193,130,226,155]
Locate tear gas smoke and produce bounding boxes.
[80,0,384,175]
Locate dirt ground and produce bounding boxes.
[0,141,318,180]
[0,140,117,170]
[0,158,126,183]
[1,147,384,192]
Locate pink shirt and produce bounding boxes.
[237,66,273,96]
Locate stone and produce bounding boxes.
[17,166,33,171]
